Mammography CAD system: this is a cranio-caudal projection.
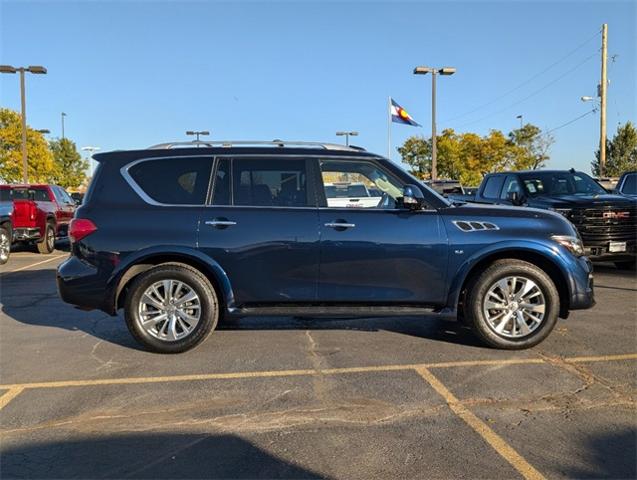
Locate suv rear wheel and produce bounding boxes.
[124,263,219,353]
[465,259,559,350]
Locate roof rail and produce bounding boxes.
[146,139,365,152]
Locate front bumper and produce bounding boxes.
[584,240,636,262]
[13,227,41,242]
[569,256,595,310]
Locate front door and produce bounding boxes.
[197,157,320,307]
[316,158,448,305]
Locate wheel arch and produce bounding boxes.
[450,243,573,320]
[111,248,235,315]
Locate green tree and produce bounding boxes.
[49,138,88,189]
[508,124,554,170]
[0,108,56,183]
[592,121,637,176]
[397,135,431,179]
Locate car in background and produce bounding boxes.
[70,192,84,205]
[6,184,76,254]
[615,171,637,197]
[449,169,637,269]
[425,180,465,197]
[0,187,13,265]
[324,182,382,208]
[58,140,594,353]
[594,177,619,192]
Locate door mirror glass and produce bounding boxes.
[402,184,426,210]
[506,190,524,206]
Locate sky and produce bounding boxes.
[1,0,635,174]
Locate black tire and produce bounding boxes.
[465,259,560,350]
[0,225,10,265]
[124,263,219,353]
[37,222,55,254]
[614,260,636,271]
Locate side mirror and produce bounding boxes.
[402,184,426,210]
[506,191,525,206]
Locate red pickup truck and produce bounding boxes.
[0,184,76,254]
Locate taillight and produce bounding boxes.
[69,218,97,242]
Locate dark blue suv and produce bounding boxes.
[57,140,595,353]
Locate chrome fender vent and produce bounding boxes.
[452,220,499,232]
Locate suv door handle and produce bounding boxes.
[205,219,237,228]
[325,222,355,229]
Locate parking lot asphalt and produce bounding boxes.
[1,247,636,479]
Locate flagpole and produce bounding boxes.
[387,96,391,159]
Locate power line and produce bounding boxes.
[443,29,601,123]
[453,51,598,129]
[546,109,596,134]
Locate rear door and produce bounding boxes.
[316,158,448,305]
[197,156,320,306]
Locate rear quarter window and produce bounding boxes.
[127,157,213,205]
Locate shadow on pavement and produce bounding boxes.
[0,266,484,351]
[564,429,636,480]
[0,432,327,479]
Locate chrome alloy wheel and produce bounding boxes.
[46,227,55,250]
[138,279,202,341]
[482,276,546,339]
[0,230,9,263]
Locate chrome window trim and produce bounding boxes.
[120,155,215,207]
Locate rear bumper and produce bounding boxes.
[57,255,115,314]
[13,227,41,242]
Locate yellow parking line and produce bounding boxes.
[0,352,633,391]
[5,254,67,273]
[416,367,546,480]
[0,387,24,411]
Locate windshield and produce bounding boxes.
[520,172,606,197]
[619,173,637,195]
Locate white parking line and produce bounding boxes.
[4,255,68,273]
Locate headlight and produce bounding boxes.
[551,235,585,256]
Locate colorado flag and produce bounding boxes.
[390,98,421,127]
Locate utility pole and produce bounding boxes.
[599,23,608,177]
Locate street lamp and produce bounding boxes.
[82,146,100,177]
[186,130,210,142]
[516,115,523,129]
[413,66,455,182]
[36,129,50,134]
[0,65,48,183]
[335,131,358,146]
[61,112,67,139]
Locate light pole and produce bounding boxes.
[335,131,358,146]
[36,129,50,135]
[0,65,47,183]
[186,130,210,142]
[61,112,67,139]
[82,146,100,177]
[516,115,523,129]
[413,66,455,181]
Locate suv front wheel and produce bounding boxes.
[465,259,559,350]
[124,263,219,353]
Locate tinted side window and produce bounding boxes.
[0,189,12,201]
[233,159,309,207]
[33,188,51,202]
[482,176,504,199]
[212,158,231,205]
[500,175,522,199]
[129,157,212,205]
[51,186,65,203]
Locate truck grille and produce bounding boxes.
[569,206,637,245]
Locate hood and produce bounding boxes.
[447,202,563,220]
[528,193,637,208]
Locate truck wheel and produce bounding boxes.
[0,226,10,265]
[37,222,56,254]
[124,263,219,353]
[615,260,636,271]
[465,259,559,350]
